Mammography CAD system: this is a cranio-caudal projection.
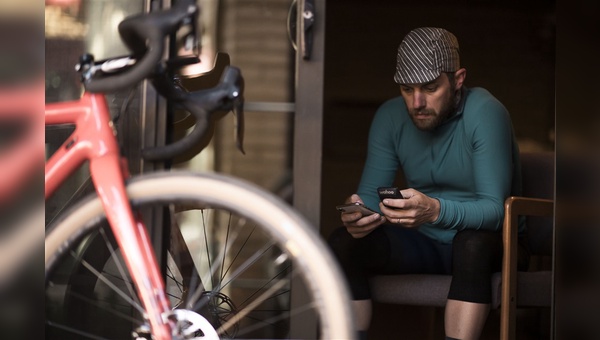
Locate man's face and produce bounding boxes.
[399,70,464,131]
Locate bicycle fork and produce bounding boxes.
[90,154,173,339]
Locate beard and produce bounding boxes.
[409,89,459,132]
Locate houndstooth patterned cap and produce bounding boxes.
[394,27,460,84]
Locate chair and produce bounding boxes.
[369,151,554,340]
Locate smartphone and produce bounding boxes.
[336,202,377,216]
[377,187,404,201]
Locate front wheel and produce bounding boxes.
[45,171,354,339]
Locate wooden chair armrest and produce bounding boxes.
[501,196,553,340]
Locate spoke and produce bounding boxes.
[185,212,243,310]
[174,209,308,338]
[219,223,256,282]
[193,210,238,292]
[72,251,146,315]
[236,263,291,310]
[187,241,273,313]
[166,265,184,294]
[46,320,112,340]
[234,301,317,338]
[200,210,214,289]
[216,278,288,335]
[219,214,233,283]
[167,291,183,303]
[53,288,143,325]
[99,228,140,307]
[166,268,185,308]
[218,242,274,291]
[185,211,225,310]
[185,264,201,310]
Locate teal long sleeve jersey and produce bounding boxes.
[357,87,522,244]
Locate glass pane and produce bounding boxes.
[175,0,296,203]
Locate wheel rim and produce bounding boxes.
[45,173,354,339]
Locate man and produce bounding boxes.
[328,27,529,340]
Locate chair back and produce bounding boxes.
[520,151,555,257]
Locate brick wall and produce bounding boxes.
[215,0,294,195]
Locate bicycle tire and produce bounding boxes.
[45,171,354,339]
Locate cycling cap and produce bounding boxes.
[394,27,460,84]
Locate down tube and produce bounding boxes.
[89,155,174,339]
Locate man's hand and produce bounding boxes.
[340,194,385,238]
[379,188,440,227]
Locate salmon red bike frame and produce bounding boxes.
[45,92,174,338]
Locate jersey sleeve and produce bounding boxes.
[356,100,402,212]
[434,95,515,232]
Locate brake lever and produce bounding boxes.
[192,65,244,154]
[213,67,245,154]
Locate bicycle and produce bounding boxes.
[40,1,354,339]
